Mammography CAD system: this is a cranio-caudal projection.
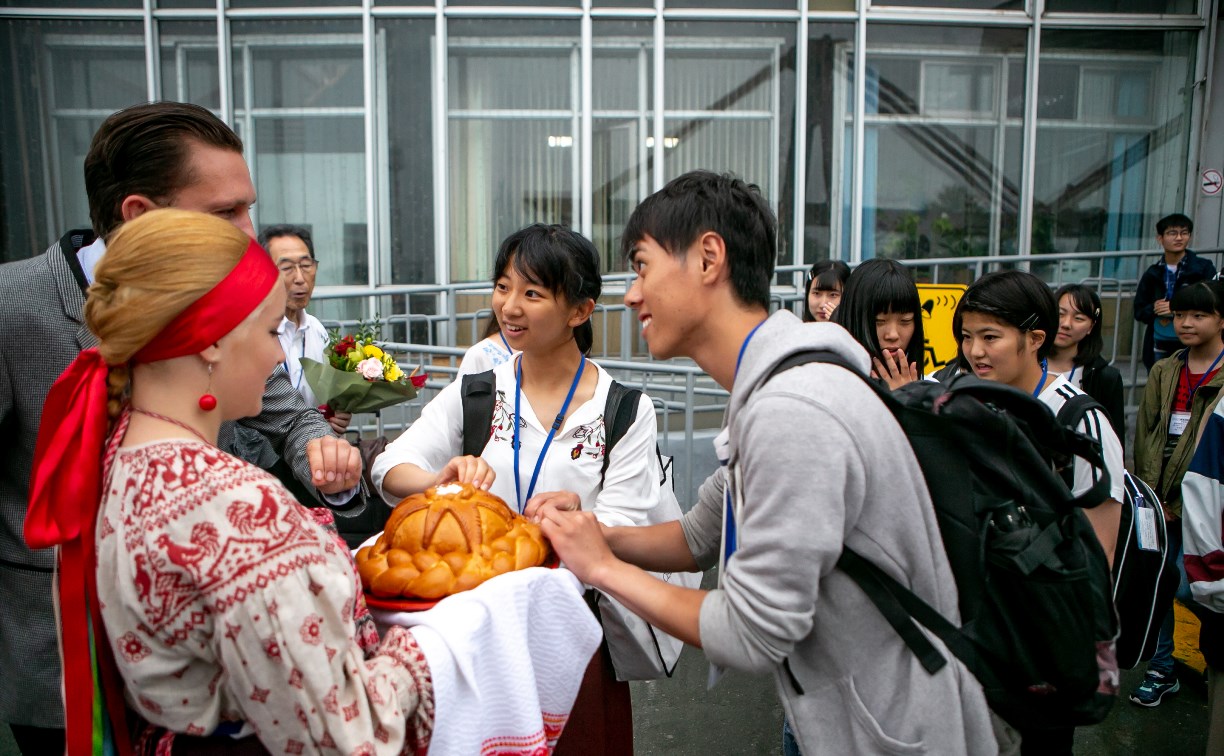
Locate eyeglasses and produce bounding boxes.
[1162,229,1191,238]
[278,259,317,275]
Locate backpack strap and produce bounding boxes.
[1053,393,1114,506]
[460,370,497,458]
[601,381,643,483]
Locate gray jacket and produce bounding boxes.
[681,311,997,755]
[0,231,341,726]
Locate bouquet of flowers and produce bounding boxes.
[299,321,426,414]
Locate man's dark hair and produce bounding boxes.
[954,270,1059,361]
[620,170,776,309]
[1156,213,1193,235]
[259,224,315,259]
[85,101,243,239]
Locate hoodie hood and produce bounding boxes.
[728,310,872,424]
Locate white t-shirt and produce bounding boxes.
[371,359,661,527]
[278,311,331,407]
[1038,373,1126,502]
[456,335,516,377]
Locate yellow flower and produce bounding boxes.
[362,344,384,359]
[385,365,404,382]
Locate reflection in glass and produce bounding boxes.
[664,21,797,264]
[859,25,1027,263]
[805,26,855,264]
[159,21,220,109]
[593,20,652,273]
[1033,29,1196,276]
[380,19,436,287]
[0,20,146,261]
[872,0,1022,9]
[232,20,366,287]
[447,20,579,283]
[1045,0,1195,13]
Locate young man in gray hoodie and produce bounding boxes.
[531,171,999,755]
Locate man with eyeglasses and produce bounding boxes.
[260,225,351,435]
[1135,213,1217,370]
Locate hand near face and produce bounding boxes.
[536,507,615,587]
[435,455,496,490]
[308,436,363,495]
[523,490,581,521]
[871,350,920,391]
[1154,299,1172,317]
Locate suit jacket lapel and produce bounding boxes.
[48,230,98,351]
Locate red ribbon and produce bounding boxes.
[24,238,278,755]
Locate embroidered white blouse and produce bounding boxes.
[95,440,433,754]
[371,360,661,527]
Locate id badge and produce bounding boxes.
[1169,411,1191,437]
[1134,506,1160,552]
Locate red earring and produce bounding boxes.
[199,363,217,412]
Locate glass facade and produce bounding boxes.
[0,1,1210,288]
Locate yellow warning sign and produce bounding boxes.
[918,284,967,374]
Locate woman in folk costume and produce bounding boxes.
[25,209,433,755]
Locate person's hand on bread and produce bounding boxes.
[435,455,495,490]
[523,490,581,521]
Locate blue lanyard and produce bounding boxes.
[735,319,768,379]
[1032,359,1049,398]
[499,330,512,356]
[1067,364,1078,383]
[1182,347,1224,403]
[512,355,586,512]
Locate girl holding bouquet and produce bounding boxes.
[26,209,432,755]
[372,223,667,755]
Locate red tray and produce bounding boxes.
[363,555,560,613]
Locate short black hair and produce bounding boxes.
[954,270,1058,361]
[493,224,602,355]
[832,258,925,367]
[85,102,244,239]
[620,170,776,310]
[1157,213,1193,235]
[259,224,315,259]
[1053,283,1104,367]
[802,260,851,323]
[1170,280,1223,316]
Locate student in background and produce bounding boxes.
[955,270,1125,754]
[801,260,851,323]
[1131,280,1224,709]
[1134,213,1216,371]
[1046,284,1125,441]
[833,258,926,390]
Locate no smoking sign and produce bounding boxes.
[1203,169,1222,196]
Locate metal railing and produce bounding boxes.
[321,247,1224,498]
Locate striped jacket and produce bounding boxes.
[0,230,344,727]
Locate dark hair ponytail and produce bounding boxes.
[493,224,602,355]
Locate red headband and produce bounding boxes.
[24,238,278,756]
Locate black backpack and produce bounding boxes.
[1056,395,1180,670]
[766,350,1118,732]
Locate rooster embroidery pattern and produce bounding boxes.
[95,439,435,754]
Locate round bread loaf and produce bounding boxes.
[356,482,551,599]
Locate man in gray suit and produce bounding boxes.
[0,101,364,753]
